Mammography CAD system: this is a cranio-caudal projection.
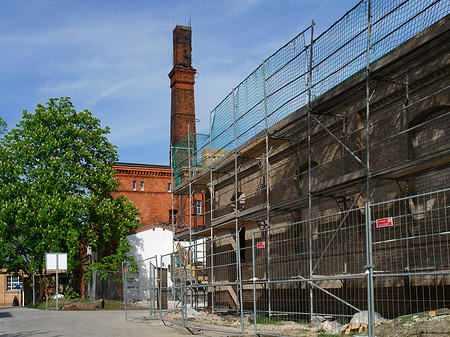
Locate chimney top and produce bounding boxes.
[173,25,193,69]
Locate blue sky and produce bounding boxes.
[0,0,357,165]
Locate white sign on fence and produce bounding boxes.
[46,253,68,270]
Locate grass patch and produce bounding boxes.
[394,313,428,324]
[103,300,125,310]
[317,329,359,337]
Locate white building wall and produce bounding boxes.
[126,228,173,300]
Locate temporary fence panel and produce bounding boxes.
[251,206,367,336]
[159,251,183,325]
[91,269,123,302]
[181,235,245,334]
[370,189,450,318]
[123,256,159,322]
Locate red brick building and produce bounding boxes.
[113,162,173,232]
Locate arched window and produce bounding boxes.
[408,105,449,160]
[295,161,318,196]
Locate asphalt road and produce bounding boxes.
[0,307,195,337]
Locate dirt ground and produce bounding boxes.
[164,309,450,336]
[375,314,450,337]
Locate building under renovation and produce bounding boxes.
[167,0,449,334]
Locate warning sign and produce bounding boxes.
[257,241,266,249]
[376,217,393,228]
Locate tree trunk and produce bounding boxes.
[39,270,44,303]
[62,299,104,310]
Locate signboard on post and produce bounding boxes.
[376,217,394,228]
[46,253,68,270]
[45,253,67,311]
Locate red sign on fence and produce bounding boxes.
[376,217,393,228]
[257,241,266,249]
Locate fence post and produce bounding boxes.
[92,268,96,301]
[159,254,163,320]
[365,202,375,336]
[237,230,245,334]
[155,255,159,317]
[179,246,185,328]
[149,259,153,317]
[122,262,127,322]
[252,231,257,335]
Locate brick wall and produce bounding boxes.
[169,25,197,147]
[0,271,22,306]
[113,163,173,233]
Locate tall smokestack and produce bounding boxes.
[169,25,196,148]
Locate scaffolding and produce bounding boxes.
[169,0,450,335]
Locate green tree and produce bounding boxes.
[0,97,139,295]
[0,117,6,136]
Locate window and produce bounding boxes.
[168,183,172,192]
[408,106,449,160]
[239,227,246,263]
[132,181,136,191]
[295,161,318,196]
[7,275,22,291]
[140,181,144,191]
[193,200,202,216]
[231,192,246,211]
[169,209,178,224]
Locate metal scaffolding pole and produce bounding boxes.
[209,109,215,314]
[308,19,315,322]
[187,125,193,245]
[365,1,375,335]
[232,88,244,332]
[262,58,272,318]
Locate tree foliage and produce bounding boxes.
[0,97,139,278]
[0,117,6,136]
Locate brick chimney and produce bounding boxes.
[169,25,196,148]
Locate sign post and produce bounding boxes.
[46,253,67,310]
